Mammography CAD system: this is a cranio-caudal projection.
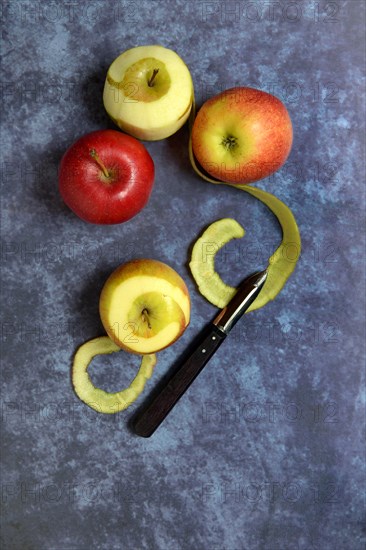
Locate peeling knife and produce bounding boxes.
[134,268,268,437]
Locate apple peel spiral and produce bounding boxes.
[72,336,157,414]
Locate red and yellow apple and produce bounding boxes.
[99,259,190,354]
[59,129,155,224]
[103,45,193,141]
[191,87,293,184]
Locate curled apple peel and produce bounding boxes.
[189,218,245,308]
[72,336,157,414]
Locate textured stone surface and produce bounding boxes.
[1,1,365,549]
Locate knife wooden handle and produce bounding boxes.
[134,325,226,437]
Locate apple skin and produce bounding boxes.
[191,87,293,184]
[99,259,191,355]
[103,45,193,141]
[59,129,155,224]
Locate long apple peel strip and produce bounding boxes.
[188,98,301,312]
[72,336,157,413]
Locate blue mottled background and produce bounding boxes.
[1,1,365,549]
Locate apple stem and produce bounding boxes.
[142,309,152,329]
[148,68,159,87]
[222,135,238,151]
[89,149,110,178]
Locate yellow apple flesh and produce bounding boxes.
[103,45,193,141]
[99,259,190,354]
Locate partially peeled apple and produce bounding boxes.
[103,45,193,140]
[99,259,191,354]
[72,259,190,413]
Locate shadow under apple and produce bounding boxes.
[80,68,117,129]
[165,122,193,177]
[69,266,111,342]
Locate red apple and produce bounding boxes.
[59,129,155,224]
[191,87,293,184]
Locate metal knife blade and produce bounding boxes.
[134,268,268,437]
